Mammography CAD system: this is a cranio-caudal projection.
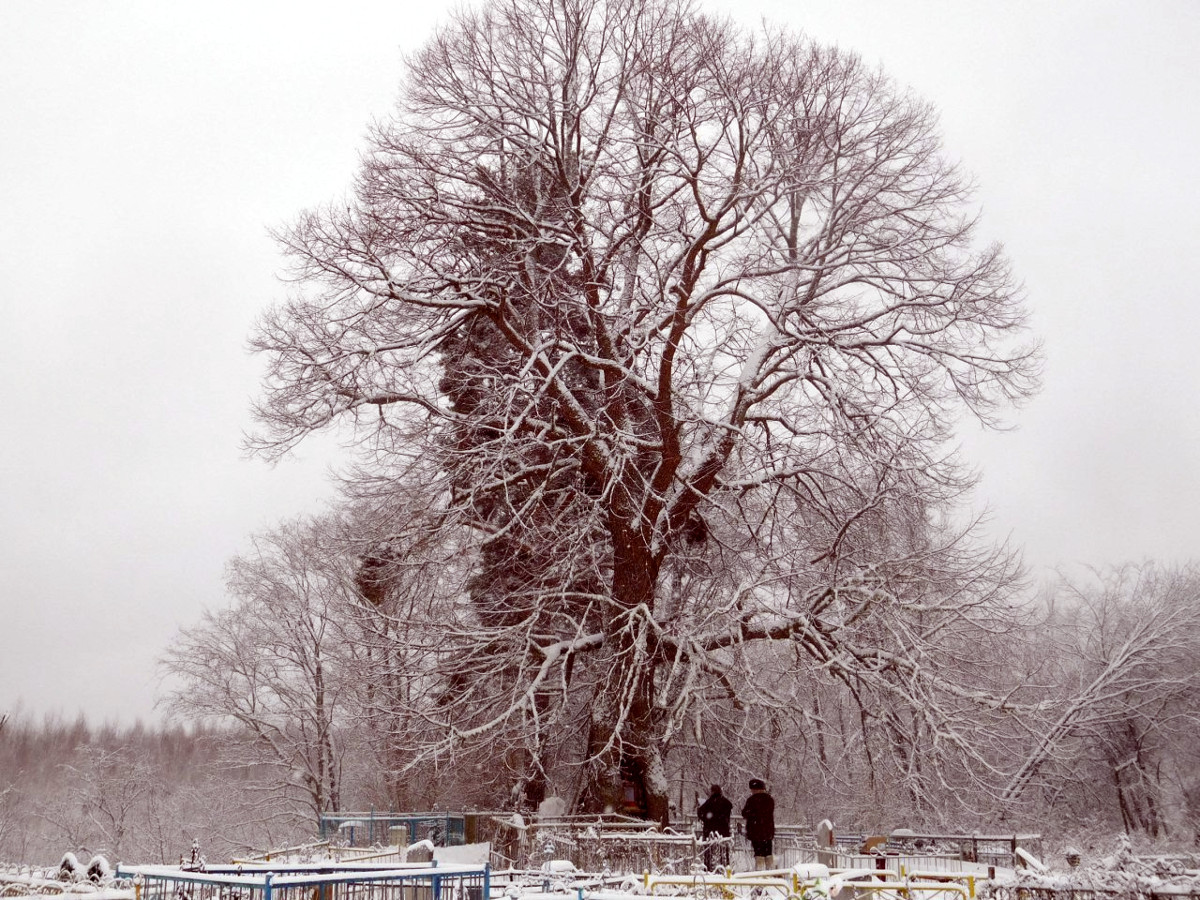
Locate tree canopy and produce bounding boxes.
[250,0,1039,822]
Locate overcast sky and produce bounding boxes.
[2,1,1198,726]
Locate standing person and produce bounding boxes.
[742,778,776,870]
[697,784,733,871]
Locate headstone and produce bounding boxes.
[434,842,492,864]
[58,853,81,883]
[406,840,434,863]
[816,820,835,849]
[86,856,111,883]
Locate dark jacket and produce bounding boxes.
[698,790,733,837]
[741,791,775,842]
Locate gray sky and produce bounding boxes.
[2,1,1198,725]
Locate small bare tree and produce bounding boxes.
[67,746,157,861]
[161,517,359,824]
[251,0,1038,821]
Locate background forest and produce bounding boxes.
[5,561,1200,866]
[0,715,313,865]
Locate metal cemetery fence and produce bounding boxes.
[310,810,1042,878]
[115,863,489,900]
[319,815,471,848]
[806,832,1043,874]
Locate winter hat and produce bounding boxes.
[748,778,766,790]
[710,784,722,795]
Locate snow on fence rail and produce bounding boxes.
[114,863,489,900]
[233,845,411,867]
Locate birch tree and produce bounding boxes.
[251,0,1039,822]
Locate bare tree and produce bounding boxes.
[1008,563,1200,835]
[57,746,158,861]
[0,781,30,864]
[251,0,1038,822]
[161,517,360,824]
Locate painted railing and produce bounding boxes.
[114,863,489,900]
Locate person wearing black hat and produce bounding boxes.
[742,778,775,870]
[697,784,733,870]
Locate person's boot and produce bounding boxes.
[754,856,767,871]
[766,856,775,870]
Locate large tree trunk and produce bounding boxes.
[576,661,670,827]
[575,523,672,826]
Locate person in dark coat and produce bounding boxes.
[741,778,776,870]
[697,784,733,870]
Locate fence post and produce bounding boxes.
[265,872,273,900]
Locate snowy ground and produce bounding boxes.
[6,836,1200,900]
[980,838,1200,898]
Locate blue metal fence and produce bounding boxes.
[115,863,489,900]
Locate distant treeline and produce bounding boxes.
[0,712,311,866]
